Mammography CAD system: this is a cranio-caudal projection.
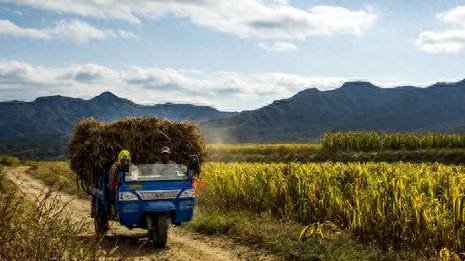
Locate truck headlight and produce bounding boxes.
[119,191,138,201]
[179,189,195,198]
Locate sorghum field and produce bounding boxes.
[199,162,465,254]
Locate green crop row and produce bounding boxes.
[322,132,465,152]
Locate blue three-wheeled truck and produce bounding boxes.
[89,155,200,248]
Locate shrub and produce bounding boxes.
[188,212,239,234]
[0,155,20,166]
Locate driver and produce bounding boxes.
[110,150,131,195]
[109,150,131,216]
[157,146,176,164]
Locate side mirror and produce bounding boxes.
[188,154,200,176]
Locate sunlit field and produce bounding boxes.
[199,162,465,255]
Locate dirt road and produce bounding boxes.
[5,166,278,261]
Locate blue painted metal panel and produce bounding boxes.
[115,170,196,228]
[143,201,176,212]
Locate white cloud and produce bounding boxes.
[417,30,465,54]
[0,60,346,110]
[259,41,297,52]
[59,64,119,83]
[0,60,55,84]
[2,0,376,40]
[0,20,49,39]
[438,5,465,27]
[0,19,136,43]
[417,5,465,54]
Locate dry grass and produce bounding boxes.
[0,159,125,260]
[69,117,206,187]
[0,186,121,260]
[207,143,321,155]
[187,210,428,261]
[26,161,87,197]
[206,143,321,162]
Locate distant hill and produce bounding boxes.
[202,79,465,143]
[3,79,465,159]
[0,91,236,139]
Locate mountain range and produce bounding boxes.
[202,79,465,142]
[2,79,465,158]
[0,91,236,139]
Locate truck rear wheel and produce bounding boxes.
[149,213,169,248]
[94,203,109,235]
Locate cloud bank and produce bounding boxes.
[2,0,376,40]
[0,19,135,43]
[0,60,345,110]
[417,5,465,54]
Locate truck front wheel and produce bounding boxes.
[149,213,169,248]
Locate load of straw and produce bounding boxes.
[68,117,206,188]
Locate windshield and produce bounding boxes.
[127,164,188,181]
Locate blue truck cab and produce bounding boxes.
[91,155,200,248]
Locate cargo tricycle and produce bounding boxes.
[89,156,200,248]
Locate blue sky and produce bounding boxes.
[0,0,465,111]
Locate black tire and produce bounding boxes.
[150,213,170,248]
[94,203,109,235]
